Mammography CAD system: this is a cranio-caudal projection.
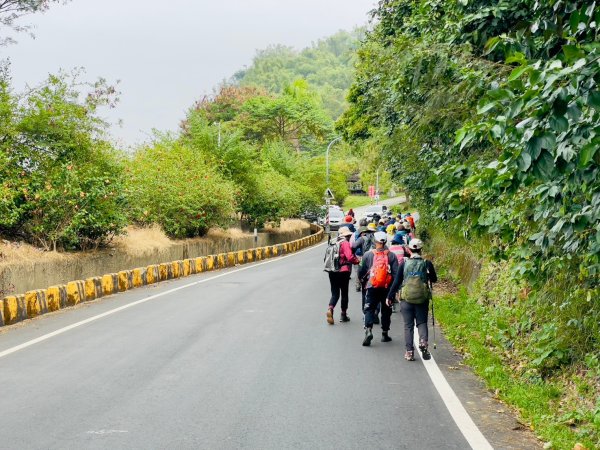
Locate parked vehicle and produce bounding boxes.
[327,208,345,231]
[365,204,390,222]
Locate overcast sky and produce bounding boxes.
[1,0,374,147]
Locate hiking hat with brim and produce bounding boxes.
[374,231,388,243]
[338,226,353,237]
[358,225,368,233]
[366,223,377,232]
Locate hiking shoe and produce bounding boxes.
[419,340,431,360]
[340,313,350,323]
[404,351,415,361]
[373,315,380,325]
[381,332,392,343]
[326,309,334,325]
[362,328,373,346]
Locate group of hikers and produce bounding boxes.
[323,208,437,362]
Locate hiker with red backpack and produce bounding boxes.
[387,238,437,361]
[324,227,359,324]
[358,231,399,346]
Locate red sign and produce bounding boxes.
[368,185,375,198]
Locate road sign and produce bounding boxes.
[324,188,335,200]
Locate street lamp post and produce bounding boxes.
[326,136,342,189]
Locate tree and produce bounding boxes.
[238,79,333,152]
[0,0,69,45]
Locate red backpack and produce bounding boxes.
[370,250,393,288]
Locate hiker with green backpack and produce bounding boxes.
[387,238,437,361]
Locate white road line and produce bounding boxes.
[414,334,494,450]
[0,244,323,360]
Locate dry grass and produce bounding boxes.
[113,224,173,256]
[0,240,68,265]
[205,227,249,239]
[265,219,310,233]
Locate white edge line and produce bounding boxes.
[0,244,324,360]
[414,334,494,450]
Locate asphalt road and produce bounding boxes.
[0,200,485,449]
[0,244,477,450]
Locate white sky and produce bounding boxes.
[1,0,374,147]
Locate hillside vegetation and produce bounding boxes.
[339,1,599,448]
[232,29,364,120]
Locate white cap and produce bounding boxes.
[374,231,387,243]
[408,238,423,250]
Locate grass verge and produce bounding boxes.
[435,289,598,449]
[343,194,390,209]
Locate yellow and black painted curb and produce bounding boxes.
[0,226,324,327]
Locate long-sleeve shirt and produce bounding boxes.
[358,247,400,289]
[387,255,437,300]
[338,238,359,273]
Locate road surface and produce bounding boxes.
[0,200,492,449]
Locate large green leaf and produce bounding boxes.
[549,115,569,133]
[578,143,598,167]
[587,91,600,110]
[532,150,555,180]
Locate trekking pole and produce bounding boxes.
[430,281,436,350]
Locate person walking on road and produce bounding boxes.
[358,231,399,346]
[387,238,437,361]
[324,226,359,324]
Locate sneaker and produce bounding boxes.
[419,341,431,360]
[326,309,334,325]
[381,332,392,343]
[340,313,350,323]
[404,350,415,361]
[373,315,380,325]
[362,328,373,346]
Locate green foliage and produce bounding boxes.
[426,224,599,448]
[233,29,364,119]
[127,135,237,238]
[238,79,333,151]
[0,70,126,250]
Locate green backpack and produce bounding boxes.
[401,257,431,304]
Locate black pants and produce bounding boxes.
[328,271,351,311]
[400,300,429,351]
[363,288,392,331]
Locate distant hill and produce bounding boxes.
[231,28,365,120]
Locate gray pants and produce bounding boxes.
[400,300,429,351]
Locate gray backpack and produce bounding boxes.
[323,241,341,272]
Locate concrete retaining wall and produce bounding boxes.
[0,225,324,328]
[0,228,310,296]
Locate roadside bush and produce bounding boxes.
[0,71,127,250]
[127,137,237,238]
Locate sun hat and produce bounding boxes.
[345,215,353,223]
[366,223,377,232]
[338,226,353,237]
